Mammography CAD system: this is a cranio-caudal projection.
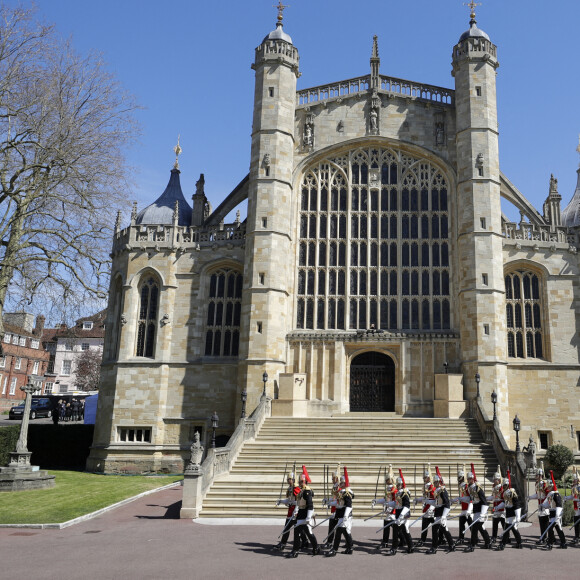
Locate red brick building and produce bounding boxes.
[0,313,50,409]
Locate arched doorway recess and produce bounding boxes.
[350,351,395,412]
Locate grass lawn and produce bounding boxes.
[0,470,183,524]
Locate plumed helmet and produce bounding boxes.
[332,462,341,478]
[434,474,441,484]
[342,466,350,487]
[467,472,475,481]
[288,472,295,480]
[396,476,404,486]
[502,477,510,487]
[398,468,406,488]
[301,464,312,484]
[385,463,394,483]
[494,464,502,481]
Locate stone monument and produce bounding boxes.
[0,380,55,491]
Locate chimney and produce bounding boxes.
[34,315,46,336]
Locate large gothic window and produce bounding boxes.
[205,268,242,357]
[505,270,544,359]
[297,147,451,331]
[136,276,159,357]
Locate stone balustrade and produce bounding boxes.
[297,74,454,107]
[502,222,570,244]
[112,222,246,254]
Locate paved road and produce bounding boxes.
[0,414,86,426]
[0,485,577,580]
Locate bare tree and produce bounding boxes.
[74,347,102,392]
[0,4,139,334]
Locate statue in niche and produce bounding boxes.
[435,122,445,145]
[370,108,378,134]
[185,431,204,472]
[304,123,313,148]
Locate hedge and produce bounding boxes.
[0,424,94,469]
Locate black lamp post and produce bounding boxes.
[491,390,497,421]
[211,411,219,448]
[443,361,448,374]
[475,372,481,398]
[513,414,521,452]
[240,389,247,419]
[262,371,268,399]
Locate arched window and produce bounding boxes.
[205,268,243,357]
[297,147,451,330]
[505,269,544,359]
[136,276,159,358]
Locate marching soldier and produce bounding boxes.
[275,470,300,550]
[372,464,397,550]
[388,469,414,555]
[323,465,342,548]
[414,464,436,548]
[465,469,491,552]
[326,467,355,556]
[287,465,320,558]
[564,468,579,544]
[426,468,455,554]
[488,466,506,544]
[529,462,549,543]
[541,470,567,550]
[496,471,523,550]
[452,466,473,545]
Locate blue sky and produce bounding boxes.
[24,0,580,223]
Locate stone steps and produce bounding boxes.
[199,416,499,519]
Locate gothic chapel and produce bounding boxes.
[87,7,580,473]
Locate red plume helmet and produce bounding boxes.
[550,470,557,491]
[302,464,312,484]
[507,469,512,488]
[471,463,477,482]
[399,468,406,487]
[343,466,350,488]
[436,465,444,486]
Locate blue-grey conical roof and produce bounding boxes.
[136,168,192,226]
[561,169,580,227]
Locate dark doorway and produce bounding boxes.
[349,352,395,412]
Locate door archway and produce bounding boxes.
[349,351,395,412]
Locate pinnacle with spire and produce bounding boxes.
[370,35,380,89]
[274,2,289,27]
[464,1,482,25]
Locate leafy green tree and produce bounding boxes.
[544,443,574,480]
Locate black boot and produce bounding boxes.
[286,551,299,558]
[465,544,475,553]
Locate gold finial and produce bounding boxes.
[173,135,182,170]
[274,1,289,24]
[464,1,482,23]
[577,134,580,155]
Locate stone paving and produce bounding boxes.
[0,485,577,580]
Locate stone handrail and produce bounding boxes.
[471,397,527,500]
[296,74,454,107]
[199,396,272,500]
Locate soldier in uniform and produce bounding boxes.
[372,464,396,550]
[465,470,491,552]
[287,465,320,558]
[426,469,456,554]
[529,463,549,543]
[542,471,567,550]
[496,471,523,550]
[564,468,579,544]
[452,466,473,545]
[275,471,300,550]
[488,466,506,544]
[326,467,354,556]
[388,469,414,555]
[323,465,342,548]
[414,464,436,548]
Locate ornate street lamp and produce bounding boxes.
[262,371,268,399]
[211,411,219,448]
[491,390,497,421]
[513,414,521,452]
[240,389,247,419]
[475,372,481,398]
[443,361,449,374]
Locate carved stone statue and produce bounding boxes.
[185,431,204,472]
[523,434,537,470]
[370,108,378,133]
[195,174,205,196]
[304,123,313,147]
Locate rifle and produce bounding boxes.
[278,461,287,505]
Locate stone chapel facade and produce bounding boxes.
[87,9,580,473]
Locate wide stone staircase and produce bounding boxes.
[200,415,500,519]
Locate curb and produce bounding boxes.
[0,481,182,529]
